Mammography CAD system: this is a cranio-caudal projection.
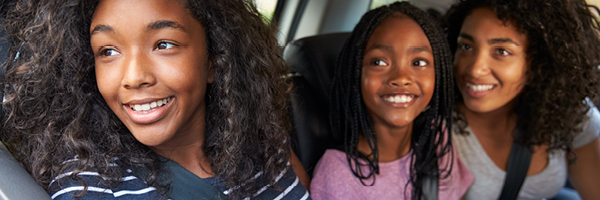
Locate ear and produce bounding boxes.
[207,59,215,83]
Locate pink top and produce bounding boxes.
[310,148,473,200]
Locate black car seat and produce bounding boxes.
[284,32,350,176]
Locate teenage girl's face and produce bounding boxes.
[454,7,528,113]
[361,15,435,130]
[90,0,213,148]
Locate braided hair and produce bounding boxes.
[329,2,454,199]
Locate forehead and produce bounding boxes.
[367,15,429,47]
[460,7,527,44]
[91,0,194,32]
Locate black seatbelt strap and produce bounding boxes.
[421,172,439,200]
[498,129,532,200]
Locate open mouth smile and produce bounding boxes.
[127,97,172,114]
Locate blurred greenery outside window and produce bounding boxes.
[370,0,405,9]
[254,0,278,24]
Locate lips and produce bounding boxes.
[123,96,174,124]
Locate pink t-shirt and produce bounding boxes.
[310,148,473,200]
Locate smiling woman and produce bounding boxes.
[446,0,600,199]
[0,0,309,199]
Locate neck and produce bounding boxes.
[459,100,517,142]
[359,122,412,162]
[150,132,214,178]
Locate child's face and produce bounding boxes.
[361,15,435,130]
[90,0,213,148]
[453,7,528,113]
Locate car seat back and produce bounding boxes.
[284,32,350,176]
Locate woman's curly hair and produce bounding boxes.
[1,0,291,198]
[330,2,454,199]
[446,0,600,155]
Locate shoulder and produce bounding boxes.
[312,149,351,180]
[573,99,600,149]
[49,165,161,200]
[439,145,474,199]
[310,149,359,200]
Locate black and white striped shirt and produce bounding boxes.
[49,161,310,200]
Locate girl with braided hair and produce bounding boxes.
[310,2,472,200]
[446,0,600,199]
[1,0,310,199]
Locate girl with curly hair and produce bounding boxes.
[446,0,600,199]
[1,0,310,199]
[310,2,472,200]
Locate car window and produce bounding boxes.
[370,0,403,9]
[255,0,279,23]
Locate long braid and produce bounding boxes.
[329,2,454,199]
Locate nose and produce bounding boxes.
[388,64,413,87]
[465,51,491,78]
[121,51,156,89]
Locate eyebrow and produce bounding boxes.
[90,20,186,36]
[146,20,186,32]
[365,44,431,54]
[488,38,520,46]
[90,25,113,35]
[458,32,520,46]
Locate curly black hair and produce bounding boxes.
[329,2,454,199]
[0,0,291,198]
[446,0,600,156]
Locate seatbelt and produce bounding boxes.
[421,172,439,200]
[498,129,532,200]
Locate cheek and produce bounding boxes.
[502,63,528,86]
[361,72,380,100]
[420,70,436,98]
[95,65,117,101]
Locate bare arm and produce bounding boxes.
[568,136,600,200]
[290,150,311,192]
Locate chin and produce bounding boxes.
[463,101,495,114]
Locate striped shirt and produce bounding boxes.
[49,161,310,200]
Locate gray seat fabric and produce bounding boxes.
[0,142,50,199]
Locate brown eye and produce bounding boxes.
[373,60,388,66]
[412,59,428,67]
[154,41,176,50]
[100,48,120,57]
[495,49,510,56]
[459,43,472,51]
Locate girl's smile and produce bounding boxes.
[124,96,173,124]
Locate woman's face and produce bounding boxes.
[454,7,528,113]
[361,15,435,130]
[90,0,213,148]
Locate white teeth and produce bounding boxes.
[129,97,171,113]
[384,95,414,103]
[466,83,494,92]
